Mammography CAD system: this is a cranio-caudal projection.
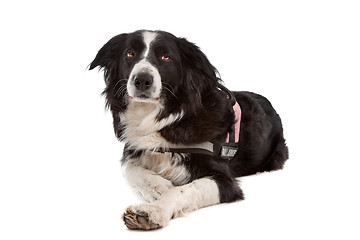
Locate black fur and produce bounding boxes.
[89,30,288,203]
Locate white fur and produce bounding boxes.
[124,151,191,202]
[125,178,220,227]
[119,101,184,151]
[141,151,190,186]
[124,159,174,202]
[142,31,157,58]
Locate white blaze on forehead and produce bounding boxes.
[142,31,158,58]
[127,31,161,100]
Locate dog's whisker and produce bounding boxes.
[114,79,128,88]
[162,83,179,99]
[115,85,127,97]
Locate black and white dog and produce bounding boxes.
[89,30,288,230]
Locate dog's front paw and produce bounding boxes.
[123,204,170,230]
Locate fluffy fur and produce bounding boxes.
[89,30,289,230]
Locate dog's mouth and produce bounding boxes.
[129,96,160,104]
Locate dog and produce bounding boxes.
[89,30,289,230]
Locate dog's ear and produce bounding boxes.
[176,38,219,113]
[89,33,128,71]
[176,37,218,83]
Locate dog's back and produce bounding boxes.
[229,91,289,177]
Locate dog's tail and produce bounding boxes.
[261,137,289,173]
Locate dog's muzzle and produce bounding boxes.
[127,60,162,101]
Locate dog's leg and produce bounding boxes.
[123,178,220,230]
[124,161,174,203]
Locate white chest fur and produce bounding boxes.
[119,101,183,151]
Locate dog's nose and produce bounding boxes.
[134,73,153,91]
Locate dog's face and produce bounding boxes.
[89,30,219,114]
[124,31,182,102]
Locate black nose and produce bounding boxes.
[134,73,153,91]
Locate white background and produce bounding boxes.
[1,0,359,239]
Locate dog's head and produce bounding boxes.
[89,30,220,115]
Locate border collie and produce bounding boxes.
[89,30,288,230]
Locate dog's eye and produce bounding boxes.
[126,51,135,58]
[161,55,170,61]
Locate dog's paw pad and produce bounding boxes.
[123,209,161,230]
